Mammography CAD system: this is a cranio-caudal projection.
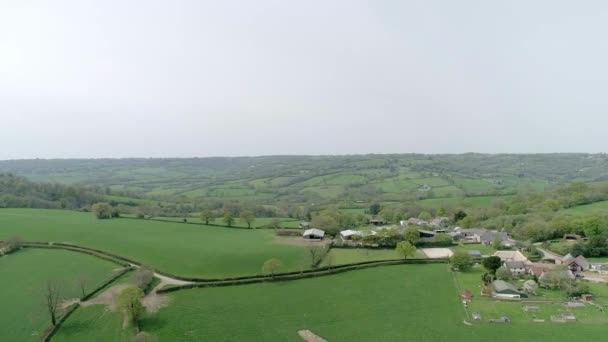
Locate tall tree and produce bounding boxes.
[116,286,145,333]
[262,258,283,277]
[239,210,256,229]
[91,202,113,219]
[223,212,234,227]
[395,241,416,259]
[481,256,502,275]
[450,250,473,272]
[44,280,63,326]
[200,210,214,225]
[403,227,420,245]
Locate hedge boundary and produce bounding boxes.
[17,241,447,283]
[40,303,80,342]
[119,216,300,230]
[80,267,134,301]
[157,258,448,294]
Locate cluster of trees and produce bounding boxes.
[0,173,106,210]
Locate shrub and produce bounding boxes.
[91,202,113,219]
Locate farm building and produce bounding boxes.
[429,217,449,227]
[563,233,584,241]
[369,218,385,226]
[302,228,325,240]
[493,251,529,264]
[400,218,429,226]
[340,230,362,240]
[417,229,437,238]
[528,263,555,278]
[491,280,528,299]
[467,250,482,259]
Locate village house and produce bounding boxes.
[528,263,555,278]
[302,228,325,241]
[429,217,449,227]
[457,228,514,247]
[491,280,528,299]
[563,233,584,241]
[559,254,590,274]
[504,261,527,276]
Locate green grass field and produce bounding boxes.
[0,209,310,278]
[320,248,400,266]
[0,248,120,342]
[52,306,128,342]
[562,200,608,216]
[142,264,608,341]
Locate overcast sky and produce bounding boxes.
[1,1,607,159]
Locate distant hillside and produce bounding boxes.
[1,154,607,208]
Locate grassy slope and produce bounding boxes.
[0,209,309,278]
[143,264,608,342]
[52,306,128,342]
[0,248,118,342]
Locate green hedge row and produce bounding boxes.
[80,267,134,301]
[22,243,131,268]
[41,303,80,342]
[158,258,447,294]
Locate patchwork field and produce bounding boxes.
[0,209,310,278]
[0,248,120,342]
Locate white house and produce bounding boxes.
[303,228,325,240]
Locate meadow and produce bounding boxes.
[0,209,310,278]
[0,248,119,342]
[143,264,608,341]
[51,306,127,342]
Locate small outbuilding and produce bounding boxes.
[467,250,482,259]
[302,228,325,240]
[492,280,528,299]
[340,230,362,240]
[461,289,473,300]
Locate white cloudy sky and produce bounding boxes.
[1,0,607,159]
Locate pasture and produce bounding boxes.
[0,209,310,278]
[0,248,119,342]
[143,264,608,341]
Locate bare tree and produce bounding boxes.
[75,276,89,299]
[44,280,63,326]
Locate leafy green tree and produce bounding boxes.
[481,272,493,285]
[395,241,416,259]
[91,202,113,219]
[116,286,145,332]
[403,227,420,245]
[379,209,394,223]
[523,280,538,295]
[200,210,214,225]
[491,238,501,250]
[239,210,256,229]
[450,250,473,272]
[454,210,467,222]
[495,266,512,280]
[268,218,281,229]
[481,256,502,274]
[262,258,283,277]
[223,212,234,227]
[369,203,381,216]
[418,211,431,221]
[432,233,453,246]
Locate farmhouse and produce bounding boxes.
[491,280,528,299]
[559,255,590,274]
[528,263,555,278]
[504,261,527,276]
[429,217,449,227]
[302,228,325,240]
[458,228,513,247]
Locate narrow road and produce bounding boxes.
[534,246,563,261]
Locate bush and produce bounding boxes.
[91,202,113,219]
